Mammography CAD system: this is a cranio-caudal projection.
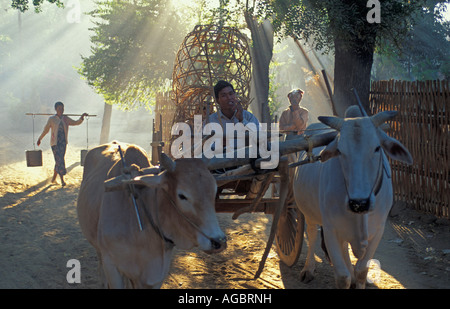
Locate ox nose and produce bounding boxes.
[348,199,371,214]
[210,236,227,253]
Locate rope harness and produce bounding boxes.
[339,149,384,213]
[286,131,384,214]
[117,147,220,248]
[287,135,321,169]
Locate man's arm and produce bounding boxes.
[66,113,88,126]
[37,118,51,146]
[242,110,260,127]
[279,110,296,131]
[291,108,308,132]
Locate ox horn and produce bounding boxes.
[160,153,176,172]
[370,111,398,127]
[318,116,344,131]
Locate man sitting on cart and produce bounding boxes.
[205,80,262,171]
[206,80,260,154]
[208,80,259,128]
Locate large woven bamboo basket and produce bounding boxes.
[171,24,252,129]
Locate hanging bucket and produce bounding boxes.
[80,116,90,167]
[26,150,43,167]
[80,149,88,166]
[26,114,42,167]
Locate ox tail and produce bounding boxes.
[320,227,331,264]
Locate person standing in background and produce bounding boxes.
[37,102,87,187]
[279,89,309,135]
[278,89,309,200]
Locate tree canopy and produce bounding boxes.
[8,0,448,115]
[11,0,63,12]
[78,0,187,110]
[257,0,443,115]
[374,0,450,80]
[259,0,427,54]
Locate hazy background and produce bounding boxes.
[0,0,155,165]
[0,0,336,166]
[1,0,446,166]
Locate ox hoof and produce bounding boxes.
[336,275,352,289]
[300,270,315,283]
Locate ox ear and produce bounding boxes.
[319,138,339,162]
[378,130,413,165]
[160,153,176,172]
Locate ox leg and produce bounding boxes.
[300,221,319,283]
[102,255,124,289]
[342,244,356,287]
[323,229,352,289]
[95,249,108,288]
[354,227,384,289]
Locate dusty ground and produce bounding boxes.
[0,146,449,289]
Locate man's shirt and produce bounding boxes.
[207,109,260,128]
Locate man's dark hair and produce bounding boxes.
[54,101,64,110]
[214,80,234,99]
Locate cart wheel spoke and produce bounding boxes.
[275,191,305,267]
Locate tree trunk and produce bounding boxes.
[245,12,273,123]
[100,102,112,144]
[333,39,375,117]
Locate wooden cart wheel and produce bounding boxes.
[275,191,305,267]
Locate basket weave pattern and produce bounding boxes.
[171,24,252,129]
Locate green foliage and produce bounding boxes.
[267,45,288,121]
[78,0,187,110]
[258,0,426,55]
[262,0,448,81]
[268,61,282,121]
[373,1,450,80]
[10,0,64,13]
[207,0,246,28]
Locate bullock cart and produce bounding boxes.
[107,130,336,278]
[147,129,338,278]
[160,23,333,277]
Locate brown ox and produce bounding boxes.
[77,141,226,288]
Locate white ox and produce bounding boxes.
[77,141,226,288]
[293,107,413,289]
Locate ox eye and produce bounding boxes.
[178,193,188,201]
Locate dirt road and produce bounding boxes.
[0,147,449,289]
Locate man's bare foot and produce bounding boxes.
[52,171,58,184]
[60,175,66,187]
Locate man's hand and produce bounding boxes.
[290,104,300,112]
[293,107,307,118]
[235,102,244,122]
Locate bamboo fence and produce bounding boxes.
[370,80,449,219]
